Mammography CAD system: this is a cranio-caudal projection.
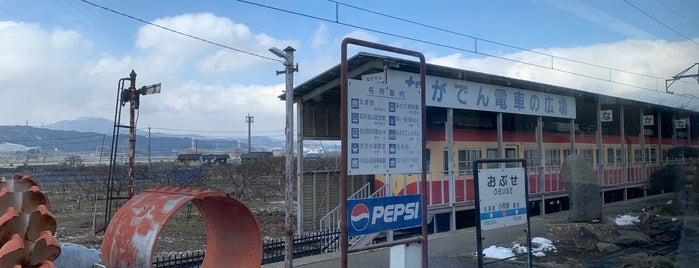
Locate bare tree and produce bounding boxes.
[64,155,83,167]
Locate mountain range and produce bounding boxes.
[0,117,291,156]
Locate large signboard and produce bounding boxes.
[347,79,422,175]
[476,167,527,230]
[347,194,422,236]
[364,70,576,119]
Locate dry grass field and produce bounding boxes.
[4,158,309,259]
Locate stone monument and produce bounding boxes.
[560,155,603,222]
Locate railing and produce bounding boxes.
[318,182,373,232]
[152,251,204,268]
[262,231,338,264]
[402,159,678,207]
[150,231,341,267]
[318,182,382,252]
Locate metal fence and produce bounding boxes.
[151,230,339,267]
[152,251,204,268]
[262,231,337,264]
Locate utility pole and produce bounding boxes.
[246,114,254,153]
[269,46,298,268]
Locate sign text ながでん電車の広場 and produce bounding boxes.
[385,70,576,119]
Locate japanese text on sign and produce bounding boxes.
[348,79,422,175]
[363,71,576,119]
[477,167,527,230]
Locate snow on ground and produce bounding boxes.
[614,214,640,226]
[483,237,557,259]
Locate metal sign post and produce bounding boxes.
[473,159,531,268]
[340,38,427,268]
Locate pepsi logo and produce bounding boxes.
[350,203,370,232]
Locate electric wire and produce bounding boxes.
[238,0,697,95]
[330,0,670,81]
[624,0,699,47]
[78,0,283,63]
[653,0,699,29]
[77,0,698,98]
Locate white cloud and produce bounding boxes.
[0,14,293,132]
[543,0,654,39]
[427,38,699,110]
[138,81,287,137]
[342,30,379,44]
[2,6,697,138]
[134,13,295,77]
[311,23,328,49]
[0,21,99,125]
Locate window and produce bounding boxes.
[443,150,449,172]
[505,148,517,167]
[524,149,540,168]
[425,148,431,172]
[563,149,573,161]
[607,148,614,165]
[634,149,643,163]
[486,148,499,168]
[545,149,561,167]
[458,149,481,173]
[580,149,594,165]
[616,149,622,164]
[650,148,657,162]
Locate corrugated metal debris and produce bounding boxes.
[0,173,60,267]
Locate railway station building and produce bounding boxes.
[288,52,697,243]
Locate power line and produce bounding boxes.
[624,0,699,47]
[653,0,699,29]
[331,0,666,81]
[78,0,283,63]
[79,0,698,98]
[238,0,697,95]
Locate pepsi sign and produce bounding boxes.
[347,194,422,236]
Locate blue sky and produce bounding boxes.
[1,0,698,138]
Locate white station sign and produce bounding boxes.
[477,167,527,230]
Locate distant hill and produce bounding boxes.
[1,117,331,157]
[46,117,113,134]
[0,125,283,157]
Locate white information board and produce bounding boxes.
[477,167,527,230]
[347,79,422,175]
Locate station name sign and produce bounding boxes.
[363,70,576,119]
[476,167,527,230]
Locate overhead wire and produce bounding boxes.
[653,0,699,29]
[78,0,283,63]
[238,0,697,96]
[330,0,670,81]
[623,0,699,47]
[76,0,699,101]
